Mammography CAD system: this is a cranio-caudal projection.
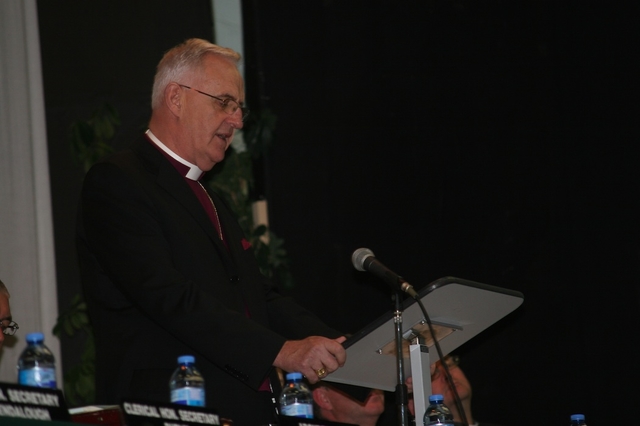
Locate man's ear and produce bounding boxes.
[312,387,332,410]
[165,82,183,116]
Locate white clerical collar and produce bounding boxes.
[145,129,204,181]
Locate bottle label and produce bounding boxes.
[281,403,313,418]
[18,367,57,389]
[171,387,205,407]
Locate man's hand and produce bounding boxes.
[274,336,347,383]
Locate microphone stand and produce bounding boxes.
[393,289,411,426]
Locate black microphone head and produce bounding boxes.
[352,248,375,271]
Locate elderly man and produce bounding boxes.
[311,382,385,426]
[312,355,499,426]
[408,354,500,426]
[77,38,346,425]
[429,355,473,425]
[0,279,18,349]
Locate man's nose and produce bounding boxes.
[228,108,244,129]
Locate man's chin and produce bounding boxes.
[201,154,226,171]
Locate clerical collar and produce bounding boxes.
[145,129,204,181]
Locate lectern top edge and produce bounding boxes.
[342,276,524,350]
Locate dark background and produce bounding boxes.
[37,1,639,425]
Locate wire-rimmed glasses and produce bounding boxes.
[178,84,249,121]
[431,354,460,380]
[1,320,19,336]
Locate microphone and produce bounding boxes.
[351,248,418,298]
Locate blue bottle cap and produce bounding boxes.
[571,414,585,421]
[429,394,444,402]
[286,372,303,380]
[177,355,195,364]
[26,332,44,343]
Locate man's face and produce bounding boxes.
[0,292,11,349]
[178,54,245,171]
[315,386,385,424]
[430,357,472,407]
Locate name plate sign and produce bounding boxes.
[121,399,221,426]
[0,381,70,422]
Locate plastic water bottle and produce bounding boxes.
[423,394,454,426]
[570,414,587,426]
[279,372,313,419]
[169,355,205,406]
[17,332,57,389]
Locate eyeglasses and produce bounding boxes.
[1,320,19,336]
[431,354,460,380]
[178,84,250,121]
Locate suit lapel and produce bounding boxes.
[132,137,239,280]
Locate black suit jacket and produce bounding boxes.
[76,135,341,425]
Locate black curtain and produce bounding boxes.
[38,1,639,424]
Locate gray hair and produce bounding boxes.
[151,38,241,109]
